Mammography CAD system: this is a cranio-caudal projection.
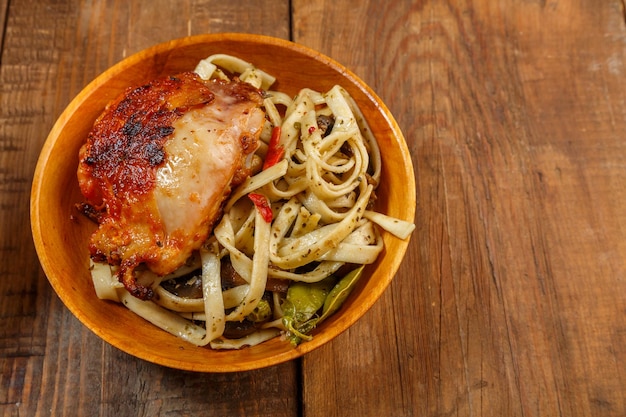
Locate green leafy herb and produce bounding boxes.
[318,265,365,324]
[282,266,365,346]
[282,277,335,345]
[246,298,272,322]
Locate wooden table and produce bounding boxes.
[2,1,625,415]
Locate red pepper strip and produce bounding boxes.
[263,126,284,170]
[248,193,273,223]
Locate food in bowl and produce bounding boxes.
[76,53,415,349]
[31,33,416,371]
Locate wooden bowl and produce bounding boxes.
[30,33,415,372]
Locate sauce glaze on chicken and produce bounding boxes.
[77,72,264,299]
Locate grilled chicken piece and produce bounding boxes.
[77,72,264,299]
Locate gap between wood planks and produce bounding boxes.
[0,0,10,66]
[287,0,294,41]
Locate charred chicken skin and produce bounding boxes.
[77,72,264,299]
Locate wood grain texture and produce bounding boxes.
[294,1,626,416]
[3,0,626,416]
[0,0,6,51]
[0,1,296,416]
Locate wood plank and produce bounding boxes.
[0,1,295,416]
[0,0,7,51]
[294,1,626,416]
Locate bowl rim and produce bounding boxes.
[30,32,416,372]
